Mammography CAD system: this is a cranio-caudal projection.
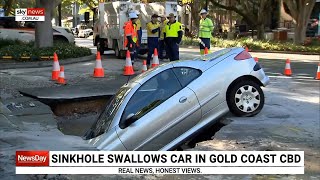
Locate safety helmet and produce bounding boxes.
[200,9,208,14]
[128,12,138,19]
[134,10,140,15]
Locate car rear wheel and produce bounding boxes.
[227,80,264,117]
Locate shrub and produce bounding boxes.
[0,39,92,60]
[182,37,320,53]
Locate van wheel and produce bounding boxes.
[227,80,264,117]
[97,39,105,55]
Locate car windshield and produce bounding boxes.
[87,87,131,139]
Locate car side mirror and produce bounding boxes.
[124,113,138,127]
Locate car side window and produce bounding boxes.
[173,67,202,87]
[121,69,182,123]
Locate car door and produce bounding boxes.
[116,68,202,151]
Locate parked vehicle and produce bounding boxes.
[84,47,270,151]
[0,16,75,44]
[92,1,178,58]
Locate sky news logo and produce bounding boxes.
[15,8,45,21]
[16,151,49,166]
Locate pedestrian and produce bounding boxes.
[159,14,169,61]
[199,9,214,55]
[134,10,142,56]
[163,13,183,61]
[123,12,138,64]
[146,14,160,67]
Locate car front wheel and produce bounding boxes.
[227,80,264,117]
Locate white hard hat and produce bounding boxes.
[200,9,208,14]
[129,12,138,19]
[134,10,140,15]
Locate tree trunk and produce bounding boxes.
[257,24,265,40]
[190,0,201,33]
[35,0,59,48]
[283,0,315,44]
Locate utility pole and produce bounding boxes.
[58,3,62,26]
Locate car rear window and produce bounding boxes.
[173,67,201,87]
[195,48,233,61]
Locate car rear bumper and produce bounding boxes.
[250,67,270,86]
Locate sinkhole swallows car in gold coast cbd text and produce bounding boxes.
[83,47,270,151]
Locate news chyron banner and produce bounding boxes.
[16,151,304,174]
[15,8,45,21]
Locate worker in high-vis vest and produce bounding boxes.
[146,14,160,66]
[124,12,138,64]
[134,10,142,55]
[199,9,214,55]
[164,13,183,61]
[159,14,169,60]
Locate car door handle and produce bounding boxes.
[179,97,187,103]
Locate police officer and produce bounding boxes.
[146,14,160,67]
[164,13,183,61]
[199,9,214,55]
[123,12,138,64]
[159,14,169,60]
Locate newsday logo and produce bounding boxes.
[15,8,45,21]
[16,151,49,166]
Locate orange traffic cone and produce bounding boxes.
[93,52,104,77]
[52,52,60,80]
[254,57,259,62]
[152,48,159,68]
[123,50,135,76]
[204,47,209,55]
[57,66,66,85]
[315,63,320,80]
[141,60,147,73]
[245,47,249,52]
[284,58,292,76]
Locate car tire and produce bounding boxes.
[227,80,264,117]
[97,38,105,55]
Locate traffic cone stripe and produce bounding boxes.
[284,58,292,76]
[52,52,60,80]
[93,52,104,77]
[57,66,66,84]
[152,48,159,68]
[123,50,135,76]
[142,60,147,73]
[316,63,320,80]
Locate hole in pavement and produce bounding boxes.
[44,96,231,150]
[177,119,228,151]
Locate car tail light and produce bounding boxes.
[234,50,252,60]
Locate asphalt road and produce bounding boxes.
[0,37,319,179]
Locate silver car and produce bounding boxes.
[84,47,270,151]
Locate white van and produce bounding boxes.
[0,16,75,44]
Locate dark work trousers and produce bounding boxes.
[127,43,136,63]
[147,37,159,66]
[199,37,211,55]
[136,29,142,56]
[158,40,168,59]
[165,39,179,61]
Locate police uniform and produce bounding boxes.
[199,10,214,55]
[164,13,182,61]
[146,14,160,66]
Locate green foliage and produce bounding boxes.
[181,36,320,53]
[0,39,92,60]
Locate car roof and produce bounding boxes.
[130,47,244,85]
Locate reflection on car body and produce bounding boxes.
[84,47,270,151]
